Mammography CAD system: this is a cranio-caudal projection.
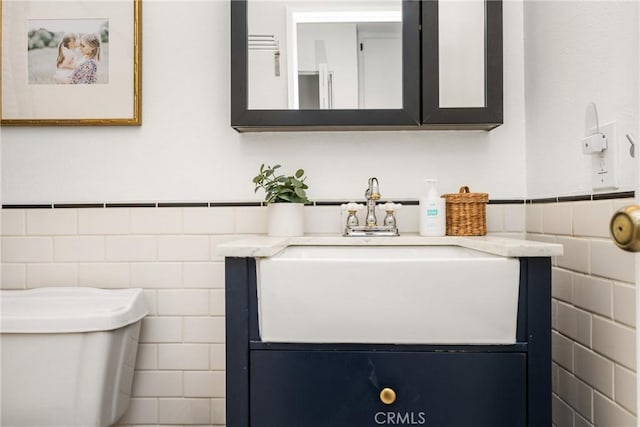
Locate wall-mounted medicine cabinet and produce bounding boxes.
[231,0,503,132]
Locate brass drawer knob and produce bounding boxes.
[379,387,396,405]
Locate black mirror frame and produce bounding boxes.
[421,0,503,128]
[231,0,421,131]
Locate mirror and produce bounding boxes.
[421,0,502,128]
[247,1,402,110]
[232,0,500,131]
[438,0,485,108]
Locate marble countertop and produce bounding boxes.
[216,234,563,258]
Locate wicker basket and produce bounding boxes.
[442,186,488,236]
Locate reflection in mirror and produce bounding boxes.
[247,1,402,110]
[438,0,485,108]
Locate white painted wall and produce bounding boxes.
[1,0,526,204]
[524,1,639,198]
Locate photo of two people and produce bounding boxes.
[28,18,109,85]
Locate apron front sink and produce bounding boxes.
[257,245,520,344]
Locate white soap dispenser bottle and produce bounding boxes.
[419,179,446,236]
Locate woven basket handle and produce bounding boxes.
[459,186,470,193]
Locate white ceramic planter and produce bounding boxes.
[267,203,304,237]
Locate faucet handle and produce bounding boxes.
[341,202,364,212]
[381,202,402,212]
[342,202,364,229]
[380,202,401,229]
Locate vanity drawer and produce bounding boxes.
[250,350,526,427]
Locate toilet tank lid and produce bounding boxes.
[0,287,148,333]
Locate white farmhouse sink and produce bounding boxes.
[257,245,520,344]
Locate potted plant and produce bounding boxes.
[253,164,310,237]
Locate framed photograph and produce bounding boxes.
[1,0,141,125]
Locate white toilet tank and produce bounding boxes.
[0,287,148,427]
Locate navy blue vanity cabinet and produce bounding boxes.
[250,351,526,427]
[225,257,551,427]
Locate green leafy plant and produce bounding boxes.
[253,164,310,203]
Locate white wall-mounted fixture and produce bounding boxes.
[590,121,619,190]
[582,103,618,190]
[581,132,607,154]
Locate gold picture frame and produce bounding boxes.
[1,0,141,126]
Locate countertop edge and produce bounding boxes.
[216,234,564,258]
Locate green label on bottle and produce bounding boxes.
[427,209,438,216]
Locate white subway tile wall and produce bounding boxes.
[528,198,637,427]
[1,206,245,427]
[79,208,131,235]
[486,204,504,232]
[0,202,606,427]
[27,209,78,235]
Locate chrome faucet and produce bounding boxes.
[343,177,400,237]
[365,177,381,226]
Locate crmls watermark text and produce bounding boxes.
[374,412,427,425]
